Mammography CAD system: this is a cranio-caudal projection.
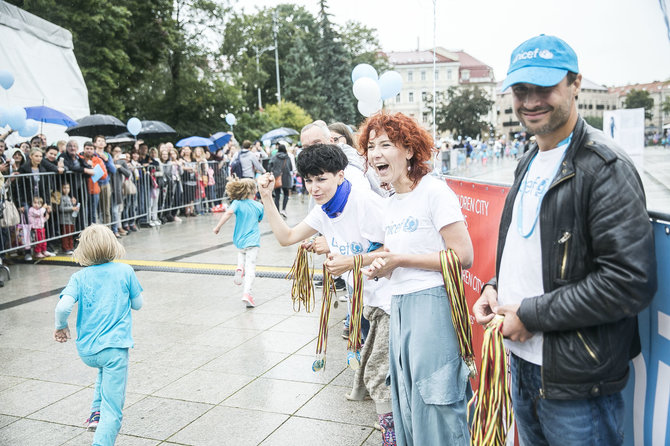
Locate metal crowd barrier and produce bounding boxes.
[0,160,229,256]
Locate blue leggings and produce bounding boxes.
[82,347,129,446]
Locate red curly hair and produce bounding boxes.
[358,112,435,186]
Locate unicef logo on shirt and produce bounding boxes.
[402,217,419,233]
[350,242,363,254]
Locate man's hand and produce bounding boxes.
[324,252,353,276]
[497,304,533,342]
[473,285,499,325]
[54,327,70,343]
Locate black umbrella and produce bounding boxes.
[66,114,127,138]
[137,120,176,139]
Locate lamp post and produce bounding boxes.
[253,45,275,110]
[273,10,281,103]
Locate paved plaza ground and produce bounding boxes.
[1,146,668,445]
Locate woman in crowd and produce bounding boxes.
[122,151,141,232]
[180,146,197,217]
[360,112,474,446]
[268,143,293,218]
[110,146,131,237]
[193,146,210,213]
[147,147,163,226]
[167,148,183,222]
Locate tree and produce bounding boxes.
[282,35,326,119]
[662,96,670,116]
[623,89,654,120]
[584,116,603,130]
[232,101,312,142]
[433,87,494,138]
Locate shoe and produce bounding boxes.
[130,225,138,232]
[153,220,162,226]
[242,293,256,308]
[338,294,349,302]
[148,221,156,227]
[280,210,287,218]
[65,250,74,255]
[24,254,33,261]
[342,326,349,339]
[334,277,346,291]
[35,252,46,259]
[174,216,182,223]
[45,250,56,257]
[314,279,323,288]
[118,228,128,236]
[114,232,122,238]
[233,268,244,286]
[85,410,100,431]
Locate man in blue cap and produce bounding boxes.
[474,35,657,445]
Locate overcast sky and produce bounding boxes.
[241,0,670,87]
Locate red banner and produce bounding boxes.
[446,179,510,372]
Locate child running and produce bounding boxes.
[213,177,263,308]
[257,144,396,445]
[53,224,143,446]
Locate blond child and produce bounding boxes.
[213,178,263,307]
[28,196,52,258]
[54,224,143,445]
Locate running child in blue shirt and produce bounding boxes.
[213,177,264,307]
[54,224,143,446]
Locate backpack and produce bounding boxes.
[230,155,243,178]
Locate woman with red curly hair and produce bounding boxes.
[359,112,474,446]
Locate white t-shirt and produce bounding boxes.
[303,185,392,313]
[498,143,568,365]
[382,175,464,296]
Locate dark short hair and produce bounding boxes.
[566,71,578,85]
[242,140,252,149]
[93,135,105,143]
[83,141,95,148]
[296,143,348,178]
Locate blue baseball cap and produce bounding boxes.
[501,34,579,91]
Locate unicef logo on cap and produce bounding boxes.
[538,50,554,59]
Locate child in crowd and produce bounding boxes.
[257,144,395,445]
[213,178,263,308]
[28,196,53,258]
[54,224,143,446]
[59,183,80,255]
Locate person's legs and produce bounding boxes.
[243,246,259,296]
[235,249,246,286]
[89,193,99,224]
[511,354,624,446]
[281,187,289,210]
[273,187,280,210]
[82,348,129,446]
[100,183,112,224]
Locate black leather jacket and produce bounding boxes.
[491,117,657,399]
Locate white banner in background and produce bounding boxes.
[602,108,645,174]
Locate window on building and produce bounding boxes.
[578,104,583,109]
[461,70,470,81]
[596,104,604,110]
[423,112,429,123]
[408,92,414,103]
[588,104,593,109]
[395,93,401,103]
[421,91,427,102]
[435,70,439,80]
[504,108,513,114]
[407,71,413,82]
[421,71,426,81]
[447,69,452,80]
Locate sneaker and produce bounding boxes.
[280,210,287,218]
[148,221,156,227]
[314,279,323,288]
[334,277,346,291]
[65,250,74,255]
[174,216,182,223]
[342,326,350,339]
[129,225,138,232]
[233,268,244,286]
[153,220,162,226]
[45,250,56,257]
[114,232,122,238]
[338,294,349,302]
[85,410,100,431]
[118,228,128,236]
[35,252,46,259]
[242,293,256,308]
[24,254,33,261]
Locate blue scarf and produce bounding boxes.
[321,179,351,218]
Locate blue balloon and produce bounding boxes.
[351,64,378,83]
[5,106,26,131]
[18,120,39,137]
[127,117,142,136]
[0,70,14,90]
[379,71,403,100]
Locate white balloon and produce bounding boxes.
[225,113,236,125]
[378,71,403,100]
[127,117,142,136]
[352,77,381,104]
[357,99,382,117]
[351,63,378,83]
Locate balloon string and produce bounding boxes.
[468,315,514,445]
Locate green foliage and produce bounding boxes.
[623,89,654,120]
[584,116,604,130]
[662,96,670,116]
[433,87,494,138]
[233,101,312,142]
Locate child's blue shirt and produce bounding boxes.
[60,262,143,357]
[230,199,264,249]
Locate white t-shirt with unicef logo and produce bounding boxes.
[303,185,392,313]
[382,175,464,296]
[498,143,569,366]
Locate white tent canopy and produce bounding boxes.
[0,0,89,146]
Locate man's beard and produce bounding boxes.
[517,104,570,136]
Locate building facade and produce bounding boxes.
[382,47,496,138]
[609,81,670,135]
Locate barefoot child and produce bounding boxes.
[257,144,395,445]
[54,224,143,445]
[213,177,263,308]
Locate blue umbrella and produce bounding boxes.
[24,106,78,127]
[260,127,299,141]
[210,132,232,150]
[175,136,214,148]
